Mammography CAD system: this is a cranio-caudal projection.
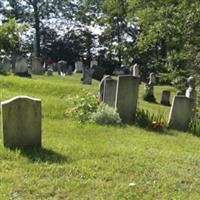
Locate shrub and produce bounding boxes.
[135,109,166,131]
[90,103,121,125]
[65,91,100,122]
[189,118,200,137]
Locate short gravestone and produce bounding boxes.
[1,96,42,148]
[15,57,28,73]
[47,64,53,76]
[115,75,140,123]
[32,57,43,75]
[160,90,171,106]
[0,57,11,74]
[104,78,117,107]
[168,95,193,131]
[58,60,67,76]
[75,61,83,73]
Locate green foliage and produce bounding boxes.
[189,119,200,137]
[65,90,100,122]
[0,19,28,53]
[90,103,121,125]
[135,108,166,131]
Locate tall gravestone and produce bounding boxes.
[115,75,140,123]
[168,95,193,131]
[185,76,197,118]
[32,57,43,75]
[132,64,140,78]
[1,96,42,148]
[82,66,94,84]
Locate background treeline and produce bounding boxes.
[0,0,200,84]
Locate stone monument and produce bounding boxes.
[144,73,156,102]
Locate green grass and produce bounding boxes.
[0,74,200,199]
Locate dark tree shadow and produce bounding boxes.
[12,147,70,164]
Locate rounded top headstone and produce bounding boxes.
[187,76,195,88]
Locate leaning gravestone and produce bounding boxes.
[115,75,140,123]
[32,57,43,75]
[103,78,117,107]
[160,90,171,106]
[75,61,83,73]
[168,95,193,131]
[1,96,42,148]
[99,75,112,101]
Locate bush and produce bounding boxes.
[90,103,121,125]
[189,119,200,137]
[135,109,166,131]
[65,91,100,123]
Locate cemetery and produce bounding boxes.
[1,0,200,199]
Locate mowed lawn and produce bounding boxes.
[0,74,200,200]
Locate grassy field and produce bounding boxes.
[0,74,200,200]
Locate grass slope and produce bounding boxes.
[0,74,200,200]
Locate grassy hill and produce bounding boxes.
[0,74,200,200]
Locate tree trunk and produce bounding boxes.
[33,0,40,57]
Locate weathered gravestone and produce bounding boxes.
[104,78,117,107]
[75,61,83,73]
[90,59,98,68]
[15,56,30,77]
[47,64,53,76]
[99,75,112,101]
[115,75,140,123]
[57,60,67,76]
[92,65,105,81]
[82,66,94,84]
[1,96,41,148]
[185,76,197,118]
[0,57,11,74]
[168,95,194,131]
[32,57,43,75]
[160,90,171,106]
[144,73,156,102]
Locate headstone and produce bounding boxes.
[104,78,117,107]
[92,65,105,81]
[90,59,98,68]
[1,96,41,148]
[168,95,193,131]
[47,64,53,76]
[144,73,156,102]
[58,60,67,76]
[32,57,43,75]
[82,66,94,84]
[67,65,73,75]
[15,56,28,74]
[0,57,11,74]
[115,75,140,123]
[75,61,83,73]
[185,76,197,118]
[99,75,112,101]
[132,64,140,77]
[160,90,171,106]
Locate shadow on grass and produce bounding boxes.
[16,147,69,164]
